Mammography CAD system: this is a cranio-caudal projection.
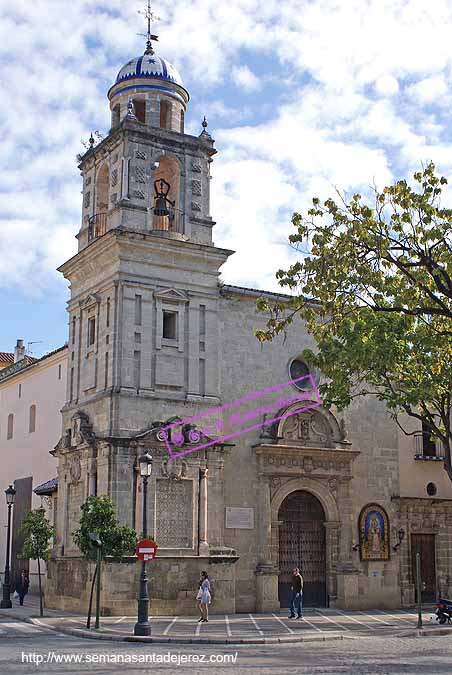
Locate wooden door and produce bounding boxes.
[278,490,327,607]
[411,534,436,602]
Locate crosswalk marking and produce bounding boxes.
[334,609,374,629]
[163,616,178,635]
[314,609,351,631]
[356,611,394,626]
[272,613,294,634]
[249,613,264,635]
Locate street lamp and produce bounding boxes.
[134,451,153,637]
[1,485,17,609]
[393,527,406,551]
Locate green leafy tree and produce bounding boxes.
[19,508,54,617]
[72,495,137,627]
[256,163,452,482]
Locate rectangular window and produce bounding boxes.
[18,383,22,399]
[88,317,96,346]
[58,364,62,380]
[135,294,142,325]
[163,310,177,339]
[70,367,74,401]
[29,405,36,433]
[106,297,110,328]
[7,413,14,440]
[180,109,185,134]
[104,352,109,389]
[133,350,141,390]
[199,304,206,336]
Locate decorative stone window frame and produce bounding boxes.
[81,293,101,357]
[155,288,189,352]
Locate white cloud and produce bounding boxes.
[2,0,452,300]
[408,75,449,104]
[231,65,262,92]
[374,75,399,97]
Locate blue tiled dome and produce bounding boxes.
[116,53,184,88]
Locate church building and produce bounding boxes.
[45,26,452,615]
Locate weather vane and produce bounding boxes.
[138,1,160,55]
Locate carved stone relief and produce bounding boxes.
[155,479,193,548]
[69,455,81,482]
[282,410,332,447]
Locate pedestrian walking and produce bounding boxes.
[15,569,30,606]
[195,574,204,621]
[199,570,211,622]
[288,567,303,619]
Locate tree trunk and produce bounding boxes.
[87,564,97,629]
[443,439,452,483]
[37,557,43,617]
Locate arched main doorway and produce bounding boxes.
[278,490,326,607]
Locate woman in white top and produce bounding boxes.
[200,570,211,622]
[195,575,203,621]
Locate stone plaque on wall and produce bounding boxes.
[225,507,254,529]
[156,479,193,548]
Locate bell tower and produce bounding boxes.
[77,30,216,250]
[57,22,234,471]
[47,10,239,615]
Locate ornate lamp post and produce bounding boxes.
[0,485,17,609]
[134,451,153,636]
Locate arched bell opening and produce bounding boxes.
[278,490,327,607]
[133,97,146,123]
[89,164,109,241]
[111,104,120,129]
[152,155,182,234]
[160,99,171,130]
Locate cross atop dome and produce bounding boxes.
[138,0,160,55]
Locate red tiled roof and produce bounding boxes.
[0,352,14,363]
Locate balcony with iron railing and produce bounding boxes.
[414,432,445,461]
[87,213,108,242]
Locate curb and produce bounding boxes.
[398,627,452,638]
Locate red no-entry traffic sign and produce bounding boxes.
[136,538,158,562]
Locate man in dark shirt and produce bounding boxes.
[288,567,303,619]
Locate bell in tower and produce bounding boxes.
[77,9,217,250]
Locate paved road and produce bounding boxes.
[0,621,451,675]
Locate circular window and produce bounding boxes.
[289,359,311,390]
[426,482,437,496]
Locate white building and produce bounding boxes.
[0,343,68,590]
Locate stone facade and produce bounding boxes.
[46,40,452,615]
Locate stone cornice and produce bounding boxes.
[254,443,360,460]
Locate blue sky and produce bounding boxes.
[3,0,452,358]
